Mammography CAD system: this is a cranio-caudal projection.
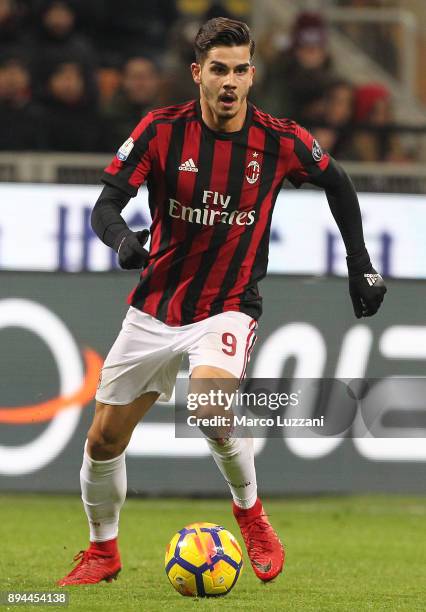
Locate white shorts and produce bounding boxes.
[96,307,257,405]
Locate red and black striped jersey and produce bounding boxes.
[102,100,330,326]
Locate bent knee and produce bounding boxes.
[87,425,128,459]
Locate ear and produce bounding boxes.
[191,62,201,85]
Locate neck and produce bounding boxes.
[200,97,247,132]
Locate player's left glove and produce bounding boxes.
[115,229,150,270]
[347,249,387,318]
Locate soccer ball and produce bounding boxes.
[165,522,243,597]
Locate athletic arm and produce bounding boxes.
[312,158,386,317]
[91,183,132,251]
[91,183,149,270]
[91,111,156,267]
[310,157,370,269]
[286,125,386,317]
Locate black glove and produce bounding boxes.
[114,229,150,270]
[347,250,387,318]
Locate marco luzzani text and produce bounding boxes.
[185,390,325,429]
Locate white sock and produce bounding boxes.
[80,441,127,542]
[207,436,258,509]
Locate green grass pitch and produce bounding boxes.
[1,494,425,611]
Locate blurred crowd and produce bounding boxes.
[0,0,416,161]
[254,11,413,163]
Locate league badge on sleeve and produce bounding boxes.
[116,137,134,161]
[312,139,323,162]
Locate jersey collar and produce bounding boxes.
[195,99,253,141]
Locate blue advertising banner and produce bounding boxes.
[0,184,424,277]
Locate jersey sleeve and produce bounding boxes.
[102,112,156,197]
[286,124,330,188]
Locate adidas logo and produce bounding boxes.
[364,273,380,286]
[178,158,198,172]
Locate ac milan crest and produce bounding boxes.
[246,159,260,184]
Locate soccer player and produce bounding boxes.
[58,17,386,586]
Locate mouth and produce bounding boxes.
[218,92,237,109]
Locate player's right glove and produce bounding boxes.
[114,229,150,270]
[347,249,387,318]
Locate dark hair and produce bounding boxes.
[194,17,255,63]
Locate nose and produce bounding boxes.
[223,71,237,89]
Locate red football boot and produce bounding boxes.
[233,498,285,582]
[57,540,121,586]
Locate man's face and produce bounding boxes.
[44,2,75,37]
[123,58,160,105]
[191,45,255,121]
[295,44,327,70]
[49,63,84,104]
